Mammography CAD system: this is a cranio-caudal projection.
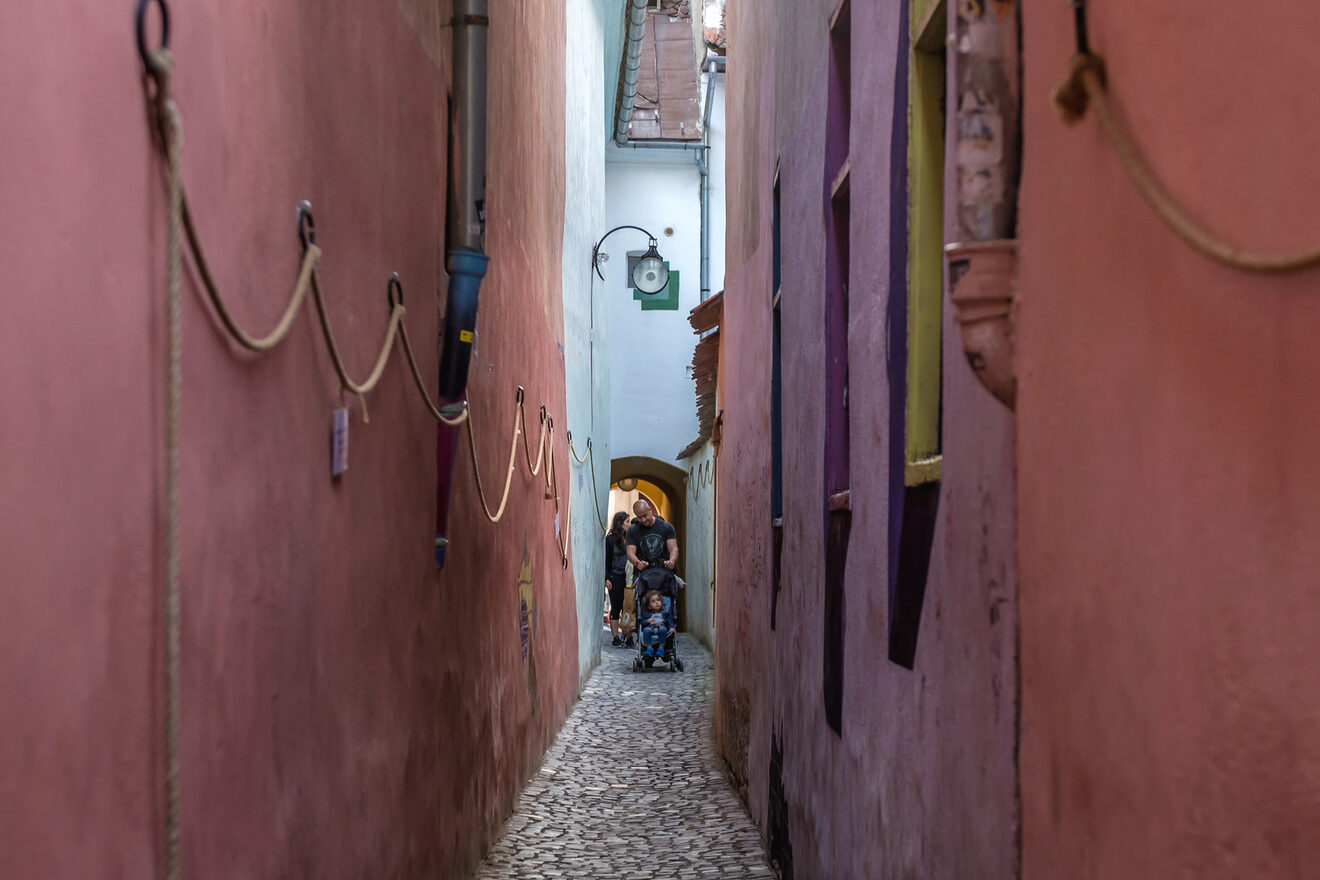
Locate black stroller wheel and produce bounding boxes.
[674,657,685,672]
[632,657,643,672]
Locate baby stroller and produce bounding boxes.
[630,566,684,673]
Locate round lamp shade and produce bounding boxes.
[632,242,670,295]
[617,476,638,491]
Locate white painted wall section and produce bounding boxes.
[563,0,613,688]
[704,72,727,298]
[605,154,702,464]
[683,441,717,649]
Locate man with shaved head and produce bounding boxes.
[625,497,684,664]
[625,498,678,574]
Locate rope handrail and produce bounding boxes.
[149,52,471,428]
[1054,52,1320,274]
[520,401,548,477]
[148,45,183,880]
[567,432,608,534]
[181,196,322,351]
[309,275,405,419]
[142,32,576,875]
[463,394,526,524]
[397,323,469,426]
[461,391,565,563]
[544,419,571,566]
[566,432,590,464]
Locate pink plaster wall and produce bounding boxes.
[1017,4,1320,877]
[717,1,1018,877]
[0,1,576,876]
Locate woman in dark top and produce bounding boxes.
[605,511,633,647]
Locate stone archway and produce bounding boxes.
[610,455,690,629]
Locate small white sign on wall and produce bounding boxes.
[331,407,349,476]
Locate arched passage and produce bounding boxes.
[611,477,675,526]
[609,455,689,629]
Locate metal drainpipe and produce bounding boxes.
[623,141,705,152]
[697,57,718,302]
[435,0,490,567]
[614,0,649,147]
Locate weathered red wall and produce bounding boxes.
[1018,3,1320,877]
[717,1,1018,877]
[0,1,575,876]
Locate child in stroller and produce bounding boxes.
[639,590,675,658]
[631,567,684,672]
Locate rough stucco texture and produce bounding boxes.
[716,1,1018,877]
[0,1,576,877]
[1017,4,1320,877]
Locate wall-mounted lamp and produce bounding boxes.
[592,224,670,295]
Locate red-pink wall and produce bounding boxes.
[0,1,575,876]
[1018,3,1320,877]
[716,1,1018,876]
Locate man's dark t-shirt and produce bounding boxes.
[626,518,676,567]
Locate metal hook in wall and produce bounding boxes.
[297,200,317,250]
[1068,0,1089,55]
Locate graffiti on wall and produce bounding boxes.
[518,539,539,713]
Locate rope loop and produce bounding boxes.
[1055,47,1320,274]
[565,431,607,532]
[151,32,183,879]
[463,390,522,522]
[136,0,170,71]
[398,320,469,426]
[513,391,547,476]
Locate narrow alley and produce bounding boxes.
[7,0,1320,877]
[474,636,774,880]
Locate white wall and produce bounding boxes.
[704,72,727,298]
[690,71,723,649]
[604,72,726,466]
[682,441,717,649]
[605,154,702,463]
[563,0,613,688]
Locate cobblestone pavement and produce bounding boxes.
[474,633,775,880]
